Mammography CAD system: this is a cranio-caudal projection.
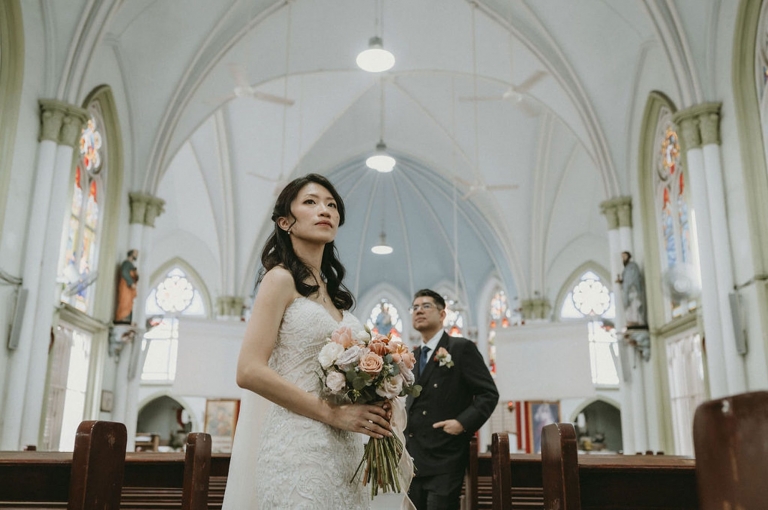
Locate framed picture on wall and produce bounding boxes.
[204,399,240,453]
[526,401,560,454]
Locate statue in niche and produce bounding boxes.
[374,302,394,337]
[616,251,647,327]
[115,249,139,324]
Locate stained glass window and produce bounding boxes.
[654,110,698,318]
[366,299,403,338]
[142,267,206,382]
[443,298,464,337]
[57,106,106,312]
[488,289,514,376]
[560,271,618,386]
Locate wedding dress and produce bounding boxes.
[222,297,369,509]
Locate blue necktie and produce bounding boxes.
[419,347,431,373]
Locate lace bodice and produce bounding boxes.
[228,297,369,509]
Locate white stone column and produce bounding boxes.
[673,108,729,398]
[111,193,164,451]
[698,107,747,395]
[1,100,85,450]
[600,197,651,453]
[20,106,88,448]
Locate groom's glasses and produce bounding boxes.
[409,303,436,314]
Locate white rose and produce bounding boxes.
[356,330,371,344]
[336,345,363,370]
[318,342,344,369]
[325,371,347,393]
[376,375,404,399]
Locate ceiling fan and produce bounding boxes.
[459,70,546,116]
[455,176,518,200]
[207,63,294,106]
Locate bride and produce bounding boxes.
[222,173,392,509]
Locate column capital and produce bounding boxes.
[38,99,88,147]
[129,192,166,227]
[216,296,245,319]
[672,102,722,149]
[520,298,551,321]
[600,196,631,229]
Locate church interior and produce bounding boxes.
[1,0,767,481]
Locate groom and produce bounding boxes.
[405,289,499,510]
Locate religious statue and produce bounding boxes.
[374,303,394,336]
[616,251,647,327]
[115,249,139,324]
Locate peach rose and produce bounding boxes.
[332,326,357,348]
[359,351,384,375]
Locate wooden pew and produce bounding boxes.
[489,434,544,510]
[0,420,127,509]
[539,424,699,510]
[0,426,219,510]
[693,390,768,510]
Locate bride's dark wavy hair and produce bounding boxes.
[257,173,355,310]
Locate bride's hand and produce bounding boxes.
[330,402,392,439]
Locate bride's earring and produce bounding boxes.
[286,228,292,235]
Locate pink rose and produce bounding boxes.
[359,351,384,375]
[399,365,415,386]
[325,371,346,393]
[332,326,357,348]
[376,375,404,399]
[401,351,416,370]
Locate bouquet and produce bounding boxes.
[318,325,421,498]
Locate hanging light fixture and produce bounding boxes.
[356,1,394,73]
[366,76,396,172]
[371,231,393,255]
[357,36,395,73]
[366,141,395,173]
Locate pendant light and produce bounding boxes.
[366,77,396,172]
[371,231,393,255]
[356,1,394,73]
[371,188,393,255]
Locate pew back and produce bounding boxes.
[693,390,768,510]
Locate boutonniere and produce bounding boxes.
[434,347,454,368]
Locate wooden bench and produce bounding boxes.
[693,390,768,510]
[539,424,699,510]
[0,423,217,510]
[490,433,543,509]
[0,420,127,509]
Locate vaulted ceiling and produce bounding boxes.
[59,0,714,323]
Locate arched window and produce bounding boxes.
[653,109,698,318]
[487,288,514,376]
[142,267,206,382]
[57,105,107,312]
[560,271,618,386]
[366,298,403,338]
[443,297,465,337]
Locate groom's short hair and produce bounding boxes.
[413,289,445,310]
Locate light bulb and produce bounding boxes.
[356,36,395,73]
[365,141,396,173]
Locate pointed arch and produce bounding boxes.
[149,257,213,319]
[554,261,612,321]
[733,0,768,274]
[0,0,24,240]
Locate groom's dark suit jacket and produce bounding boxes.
[405,332,499,477]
